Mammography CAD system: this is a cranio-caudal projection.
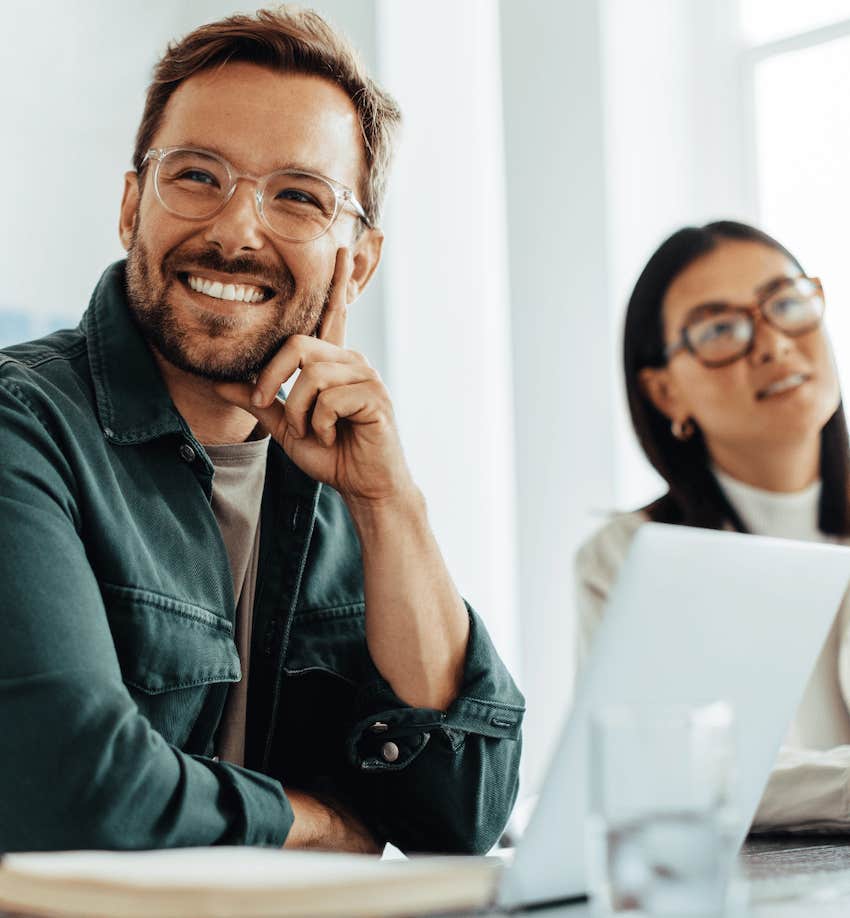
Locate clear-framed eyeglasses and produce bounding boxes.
[664,275,825,368]
[141,146,373,243]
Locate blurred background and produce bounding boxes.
[3,0,850,799]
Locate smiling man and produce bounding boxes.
[0,8,523,853]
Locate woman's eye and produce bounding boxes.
[773,297,805,317]
[700,321,736,342]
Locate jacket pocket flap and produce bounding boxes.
[284,604,369,683]
[101,583,241,694]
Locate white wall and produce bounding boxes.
[601,0,752,510]
[500,0,617,790]
[376,0,520,673]
[497,0,754,793]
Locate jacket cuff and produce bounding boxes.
[345,605,525,771]
[212,759,294,846]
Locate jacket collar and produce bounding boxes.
[83,260,185,445]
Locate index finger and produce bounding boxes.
[319,247,353,347]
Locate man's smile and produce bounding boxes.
[176,268,276,305]
[185,273,266,303]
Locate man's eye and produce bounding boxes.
[176,169,219,187]
[276,188,322,207]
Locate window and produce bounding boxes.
[740,0,850,44]
[744,2,850,396]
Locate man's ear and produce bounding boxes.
[345,228,383,303]
[639,365,684,423]
[118,171,140,251]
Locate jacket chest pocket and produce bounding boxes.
[100,583,241,748]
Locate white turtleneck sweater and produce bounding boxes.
[575,474,850,832]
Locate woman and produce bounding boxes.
[576,220,850,830]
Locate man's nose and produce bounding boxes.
[203,180,266,255]
[748,314,793,366]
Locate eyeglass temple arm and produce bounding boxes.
[664,338,687,362]
[348,195,373,228]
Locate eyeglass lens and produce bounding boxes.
[155,149,339,241]
[685,278,824,366]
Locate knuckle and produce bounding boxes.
[288,334,310,356]
[315,388,333,410]
[296,364,319,386]
[371,379,391,402]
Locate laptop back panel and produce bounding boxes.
[499,523,850,908]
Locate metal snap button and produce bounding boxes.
[370,721,389,734]
[381,741,400,763]
[179,443,196,463]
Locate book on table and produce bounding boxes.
[0,846,501,918]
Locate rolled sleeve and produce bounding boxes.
[339,605,525,853]
[347,607,524,772]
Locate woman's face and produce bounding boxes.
[643,240,840,451]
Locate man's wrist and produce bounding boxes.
[344,485,427,540]
[283,789,333,849]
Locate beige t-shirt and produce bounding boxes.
[205,435,270,767]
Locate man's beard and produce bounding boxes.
[124,231,329,383]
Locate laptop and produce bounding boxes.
[494,522,850,910]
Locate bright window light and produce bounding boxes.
[754,33,850,397]
[740,0,850,44]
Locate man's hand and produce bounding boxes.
[215,247,414,506]
[283,788,382,853]
[217,247,469,711]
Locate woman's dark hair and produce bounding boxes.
[624,219,850,535]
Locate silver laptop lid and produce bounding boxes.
[499,523,850,908]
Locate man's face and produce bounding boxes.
[120,63,367,382]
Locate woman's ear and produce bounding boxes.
[639,366,681,422]
[345,229,383,304]
[118,172,140,251]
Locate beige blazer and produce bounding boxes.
[575,511,850,832]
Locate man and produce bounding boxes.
[0,7,523,853]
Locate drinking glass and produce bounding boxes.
[587,701,740,916]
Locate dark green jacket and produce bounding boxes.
[0,262,524,854]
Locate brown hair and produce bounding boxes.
[133,5,401,225]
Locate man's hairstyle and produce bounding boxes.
[133,5,401,226]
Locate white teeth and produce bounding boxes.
[185,274,265,303]
[761,373,807,398]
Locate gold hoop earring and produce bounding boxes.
[672,418,695,441]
